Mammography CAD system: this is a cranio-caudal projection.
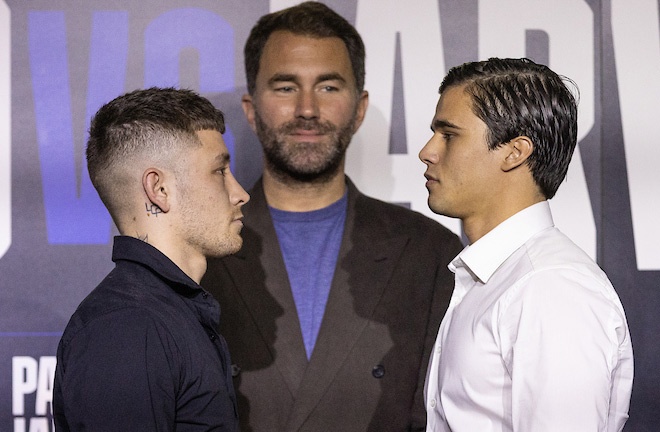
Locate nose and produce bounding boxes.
[295,88,319,120]
[228,173,250,206]
[419,134,439,166]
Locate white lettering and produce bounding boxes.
[352,0,461,234]
[12,357,38,416]
[612,0,660,270]
[478,0,597,257]
[0,0,11,260]
[35,357,56,416]
[14,418,26,432]
[27,418,50,432]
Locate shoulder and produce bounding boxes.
[60,272,190,351]
[497,233,627,335]
[354,190,460,243]
[521,228,613,291]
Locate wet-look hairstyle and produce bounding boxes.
[440,57,578,199]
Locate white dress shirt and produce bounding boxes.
[425,201,633,432]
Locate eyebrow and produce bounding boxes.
[268,73,297,85]
[431,118,462,132]
[317,73,346,84]
[268,72,347,86]
[214,152,231,165]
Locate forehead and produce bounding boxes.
[194,129,228,159]
[258,31,353,80]
[435,85,478,122]
[436,84,472,114]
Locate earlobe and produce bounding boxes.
[501,136,533,172]
[143,168,170,214]
[241,94,257,132]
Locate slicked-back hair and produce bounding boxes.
[244,1,366,95]
[86,87,225,210]
[440,58,578,199]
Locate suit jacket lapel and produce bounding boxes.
[229,181,308,396]
[284,179,410,430]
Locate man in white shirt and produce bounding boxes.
[419,57,634,432]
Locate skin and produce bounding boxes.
[125,129,249,283]
[242,30,369,211]
[419,84,543,243]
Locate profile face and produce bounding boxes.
[419,84,503,224]
[242,30,368,182]
[175,129,249,258]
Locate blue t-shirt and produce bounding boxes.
[270,193,348,359]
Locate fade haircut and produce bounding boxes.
[440,58,578,199]
[86,87,226,214]
[244,1,366,95]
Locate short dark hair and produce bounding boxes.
[244,1,366,95]
[440,58,578,199]
[86,87,225,209]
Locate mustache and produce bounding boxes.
[278,119,336,135]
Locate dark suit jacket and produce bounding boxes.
[202,177,463,432]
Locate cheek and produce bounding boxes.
[320,96,356,121]
[259,97,294,122]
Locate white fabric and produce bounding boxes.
[425,201,633,432]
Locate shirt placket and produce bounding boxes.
[426,263,472,430]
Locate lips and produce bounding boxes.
[292,128,323,136]
[424,173,439,189]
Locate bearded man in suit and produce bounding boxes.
[202,3,462,431]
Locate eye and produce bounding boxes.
[274,85,295,93]
[320,85,339,92]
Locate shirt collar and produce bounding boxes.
[112,236,221,329]
[111,235,201,292]
[452,201,555,283]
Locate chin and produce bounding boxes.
[206,237,243,258]
[226,237,243,255]
[428,199,450,217]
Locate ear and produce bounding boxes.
[241,94,257,133]
[501,136,533,172]
[142,168,171,214]
[352,90,369,133]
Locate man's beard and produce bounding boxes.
[254,111,356,184]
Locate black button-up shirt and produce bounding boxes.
[54,236,238,431]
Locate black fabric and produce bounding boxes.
[53,236,238,431]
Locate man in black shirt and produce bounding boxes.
[53,87,249,431]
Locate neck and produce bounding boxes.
[262,169,346,211]
[121,218,207,284]
[463,195,545,244]
[152,237,208,284]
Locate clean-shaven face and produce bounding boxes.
[419,84,504,224]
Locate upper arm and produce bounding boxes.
[57,309,178,431]
[499,270,632,431]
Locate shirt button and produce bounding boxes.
[430,398,437,408]
[231,364,241,377]
[209,333,217,341]
[372,365,385,379]
[435,344,441,353]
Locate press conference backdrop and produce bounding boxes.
[1,0,658,430]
